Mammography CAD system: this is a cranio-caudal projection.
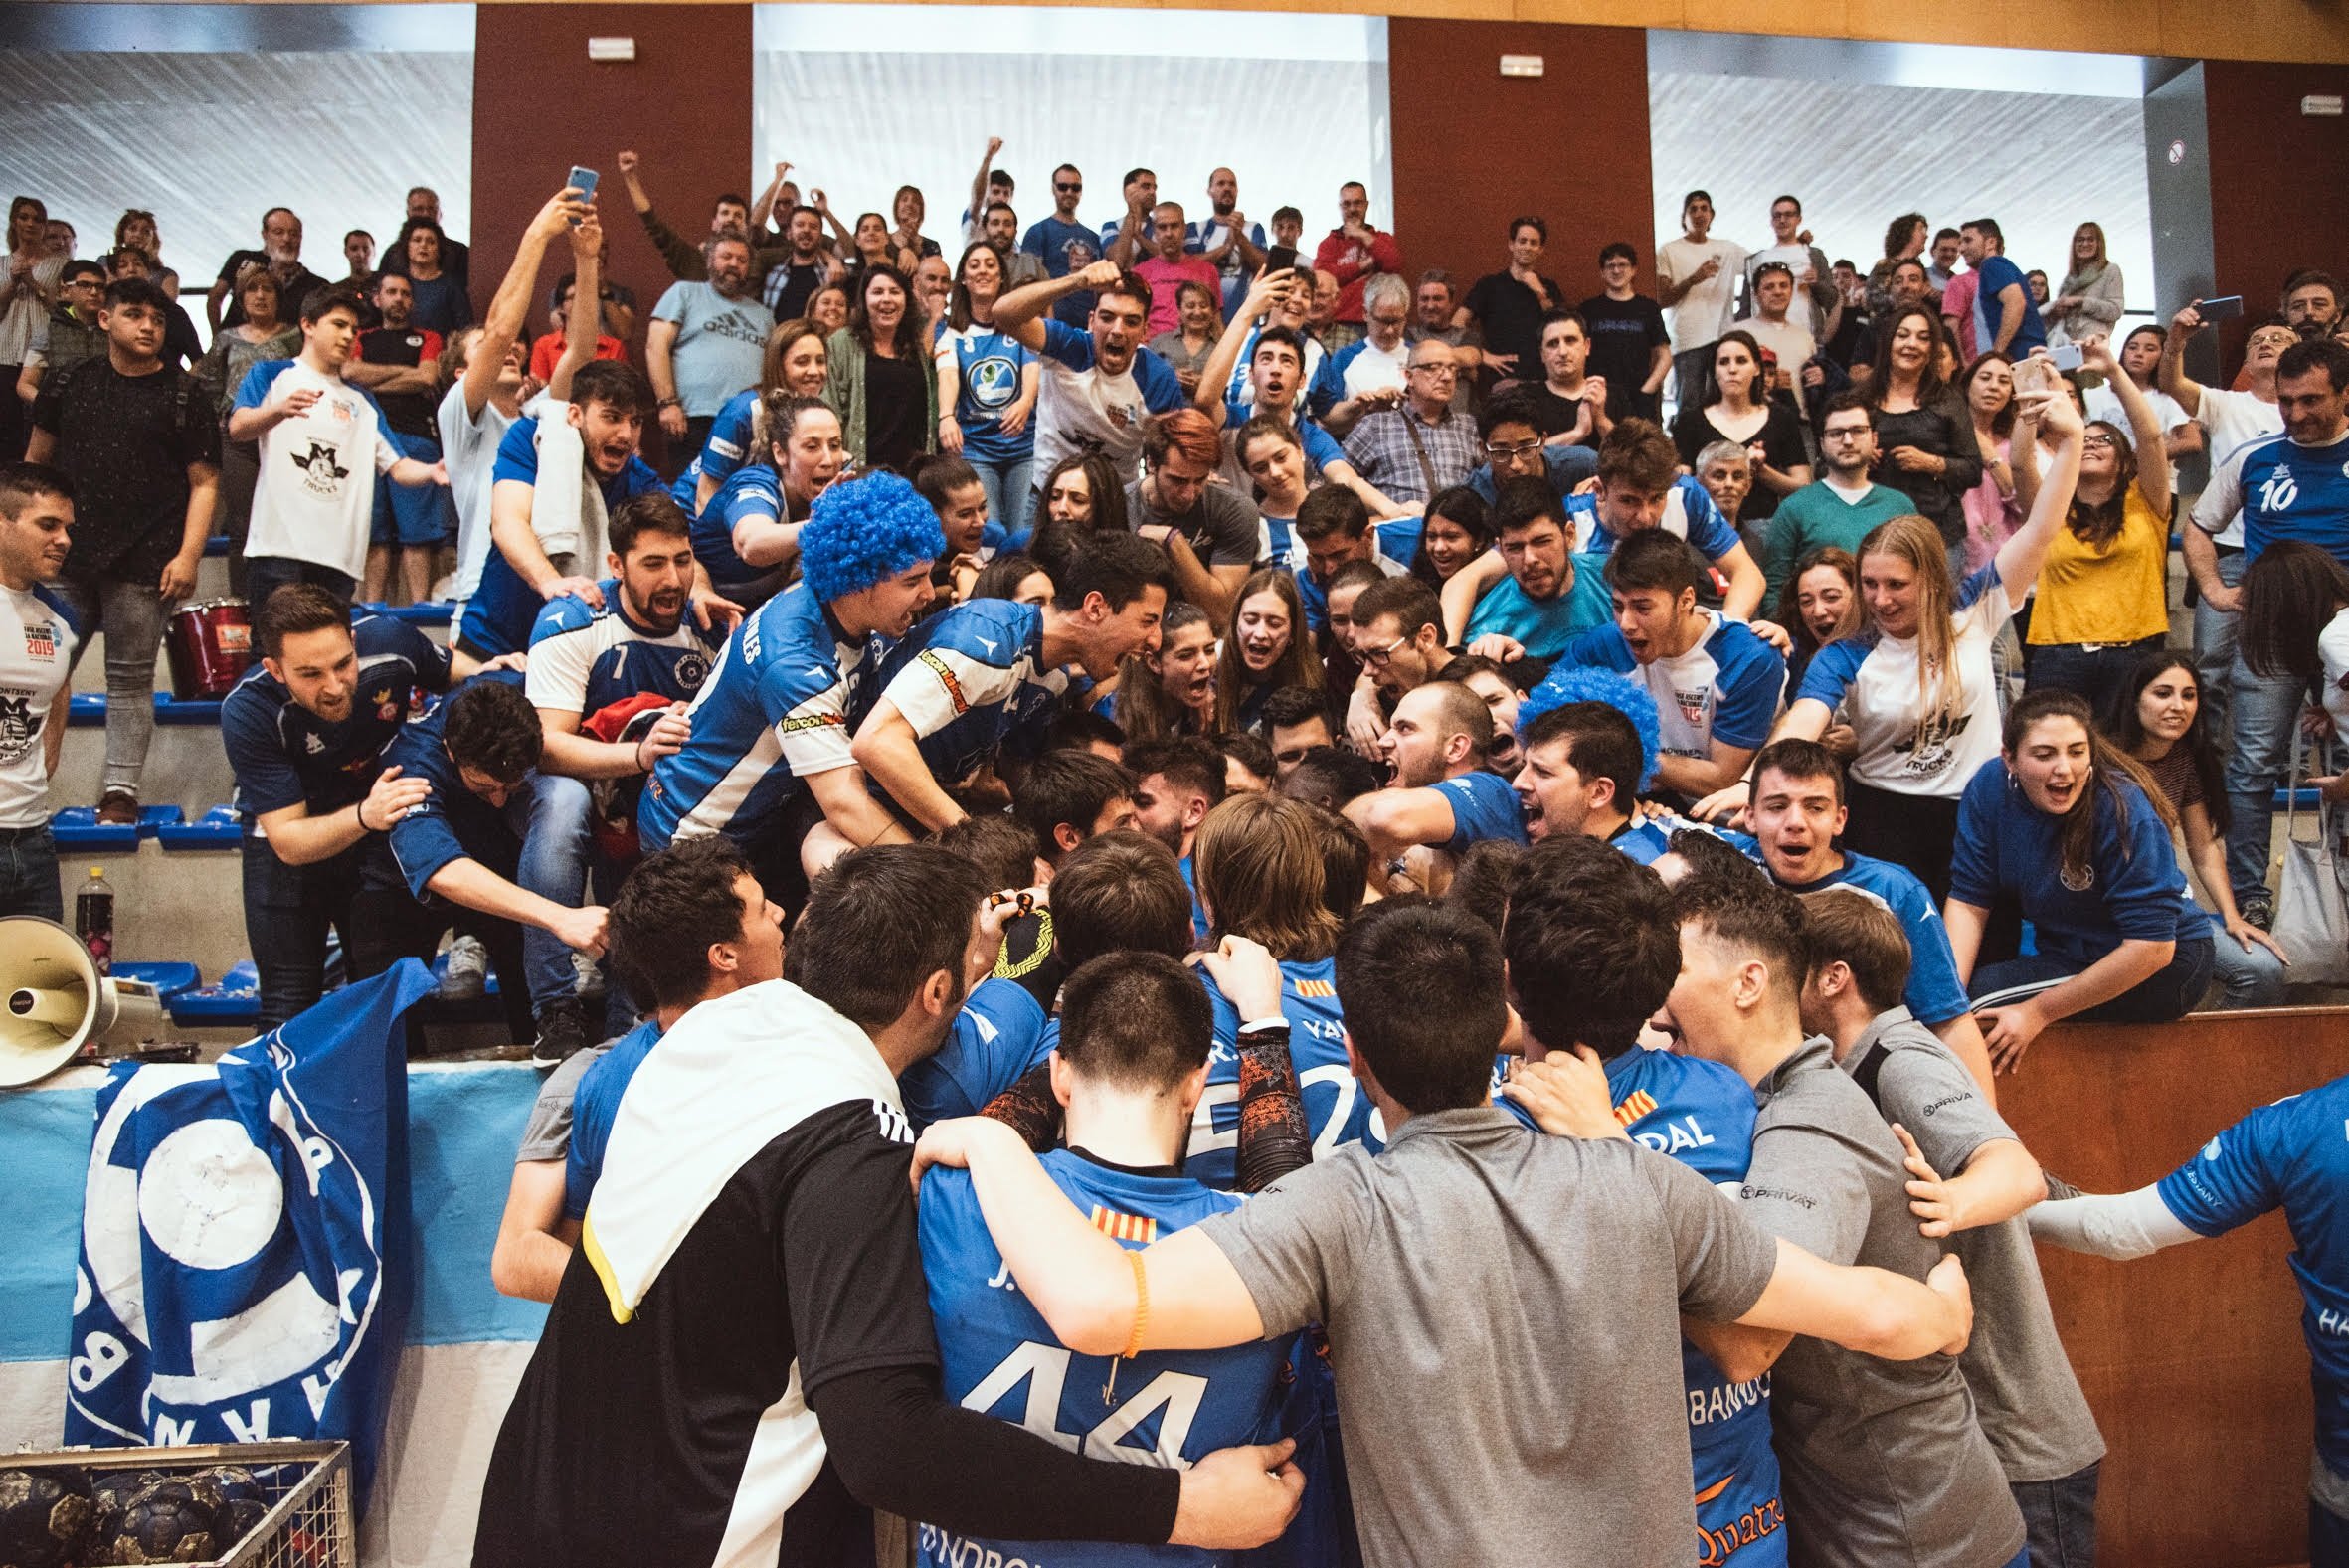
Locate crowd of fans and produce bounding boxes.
[4,140,2349,1568]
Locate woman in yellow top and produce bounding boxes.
[2015,334,2172,717]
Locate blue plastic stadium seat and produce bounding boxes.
[157,805,243,850]
[115,960,200,999]
[359,601,454,627]
[65,694,228,727]
[204,534,231,557]
[168,961,262,1027]
[51,804,181,848]
[2275,786,2323,809]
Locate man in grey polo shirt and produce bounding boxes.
[913,899,1976,1564]
[1664,871,2030,1568]
[1798,887,2104,1568]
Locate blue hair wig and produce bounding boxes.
[1518,665,1662,791]
[799,472,948,604]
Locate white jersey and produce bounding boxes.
[235,359,397,581]
[0,584,80,830]
[2184,387,2285,551]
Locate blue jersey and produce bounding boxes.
[1568,475,1740,564]
[918,1151,1290,1568]
[1603,809,1750,868]
[940,323,1037,464]
[524,577,721,722]
[222,612,451,821]
[2156,1074,2349,1477]
[1291,517,1421,635]
[1768,850,1971,1027]
[1432,769,1528,854]
[1190,956,1379,1189]
[563,1018,664,1220]
[1551,610,1785,769]
[1500,1045,1782,1562]
[637,583,883,851]
[695,462,785,591]
[872,599,1068,787]
[2205,429,2349,566]
[898,977,1050,1132]
[363,669,534,898]
[665,387,759,518]
[1463,552,1612,659]
[456,416,664,657]
[1177,854,1210,948]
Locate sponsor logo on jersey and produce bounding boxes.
[776,711,844,734]
[673,650,711,690]
[1090,1206,1158,1244]
[921,650,973,715]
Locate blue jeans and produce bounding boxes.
[2224,640,2311,906]
[2025,634,2168,726]
[2205,908,2289,1007]
[0,824,62,921]
[1971,938,2216,1022]
[2193,547,2244,743]
[241,831,364,1030]
[516,775,595,1017]
[972,453,1035,550]
[2013,1460,2098,1567]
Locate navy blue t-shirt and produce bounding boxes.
[362,668,536,898]
[223,611,452,823]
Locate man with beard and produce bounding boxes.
[1019,163,1100,328]
[207,206,325,335]
[346,268,452,607]
[648,229,774,473]
[1187,167,1265,315]
[993,260,1188,489]
[1122,734,1225,945]
[1449,476,1610,662]
[1347,679,1527,895]
[758,205,841,319]
[976,200,1045,290]
[1510,699,1673,861]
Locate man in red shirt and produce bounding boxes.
[1313,181,1402,355]
[1133,203,1221,338]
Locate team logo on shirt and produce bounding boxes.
[303,732,326,755]
[672,651,710,690]
[968,354,1019,412]
[1891,712,1972,780]
[291,440,351,498]
[0,694,40,765]
[2059,862,2095,892]
[370,685,399,723]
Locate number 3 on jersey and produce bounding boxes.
[959,1339,1209,1466]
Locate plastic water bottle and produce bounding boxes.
[76,866,114,975]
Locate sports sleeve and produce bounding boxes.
[1553,624,1633,673]
[1192,1151,1375,1337]
[1793,637,1866,712]
[1036,318,1097,374]
[1713,634,1786,750]
[2101,793,2197,942]
[1873,1044,2015,1182]
[386,786,471,900]
[1305,347,1347,421]
[883,643,1027,742]
[700,393,757,484]
[231,359,288,412]
[2154,1100,2289,1239]
[1738,1119,1872,1265]
[563,1065,619,1220]
[2028,1183,2201,1258]
[764,666,858,777]
[222,691,308,816]
[1134,347,1188,416]
[524,618,597,716]
[1300,420,1348,477]
[1895,891,1973,1026]
[1947,771,2004,911]
[1644,1149,1778,1322]
[516,1047,598,1164]
[720,474,781,529]
[398,619,456,694]
[898,982,1051,1132]
[1679,481,1740,561]
[490,418,542,487]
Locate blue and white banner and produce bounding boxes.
[63,960,438,1502]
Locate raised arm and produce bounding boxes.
[1439,549,1508,646]
[994,261,1119,352]
[967,138,1001,230]
[1192,269,1295,424]
[1992,379,2083,601]
[470,186,586,420]
[750,160,793,237]
[2157,302,2208,416]
[546,210,604,406]
[2082,334,2171,516]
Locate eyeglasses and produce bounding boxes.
[1357,632,1408,668]
[2081,434,2119,451]
[1821,427,1871,442]
[1484,437,1542,460]
[1409,363,1458,377]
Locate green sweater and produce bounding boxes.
[1762,479,1918,607]
[821,326,938,467]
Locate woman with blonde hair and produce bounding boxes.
[1188,791,1379,1180]
[1696,371,2085,898]
[1213,569,1323,734]
[2048,222,2125,348]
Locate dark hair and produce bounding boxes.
[572,357,653,417]
[298,283,366,326]
[935,812,1040,890]
[1999,687,2175,887]
[1797,887,1912,1014]
[1509,215,1548,243]
[1773,545,1860,669]
[1602,530,1704,600]
[1271,205,1303,229]
[1112,599,1209,744]
[1883,213,1927,260]
[253,582,350,658]
[1411,485,1494,589]
[1325,557,1389,602]
[1492,474,1565,538]
[1124,735,1227,810]
[1436,651,1536,694]
[1050,831,1195,969]
[1665,825,1763,884]
[608,491,691,557]
[1598,241,1637,267]
[1870,304,1951,407]
[1595,418,1680,494]
[971,552,1046,604]
[1751,737,1846,808]
[1053,529,1174,613]
[1478,387,1546,442]
[441,678,544,782]
[1043,705,1127,757]
[792,844,988,1029]
[2278,338,2349,393]
[1335,899,1508,1113]
[1058,952,1213,1093]
[1279,745,1383,811]
[1214,570,1320,730]
[852,262,928,362]
[59,259,104,287]
[1029,453,1130,582]
[2242,540,2349,683]
[1672,868,1809,1008]
[1260,686,1332,737]
[1013,750,1136,865]
[1294,484,1370,544]
[1957,353,2017,440]
[1505,835,1679,1059]
[2064,417,2139,550]
[609,838,752,1010]
[1520,701,1641,808]
[1445,838,1524,935]
[1305,804,1370,919]
[97,275,168,316]
[2107,650,2229,837]
[1249,325,1309,370]
[1350,574,1442,642]
[910,451,984,514]
[1962,216,2004,249]
[1211,730,1276,787]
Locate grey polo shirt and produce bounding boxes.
[514,1044,607,1163]
[1841,1008,2105,1484]
[1126,476,1264,570]
[1742,1035,2026,1567]
[1197,1103,1777,1566]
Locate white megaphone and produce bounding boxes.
[0,916,168,1088]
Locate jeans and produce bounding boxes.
[2224,640,2310,906]
[245,554,354,613]
[241,831,364,1030]
[2193,547,2244,741]
[2205,907,2289,1007]
[2025,634,2168,726]
[971,453,1035,548]
[516,774,595,1017]
[0,825,62,920]
[54,576,167,799]
[1970,937,2216,1023]
[2013,1460,2098,1568]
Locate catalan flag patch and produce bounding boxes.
[1293,978,1337,999]
[1091,1207,1158,1245]
[1613,1089,1658,1128]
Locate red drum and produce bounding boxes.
[164,598,254,700]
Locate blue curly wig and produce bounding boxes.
[1517,665,1663,791]
[799,472,948,603]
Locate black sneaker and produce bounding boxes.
[2241,891,2275,933]
[530,1001,589,1070]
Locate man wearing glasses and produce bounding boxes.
[1760,393,1915,606]
[1019,164,1100,328]
[1337,336,1480,507]
[1464,388,1599,507]
[13,261,109,407]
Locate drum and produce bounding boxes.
[163,598,254,700]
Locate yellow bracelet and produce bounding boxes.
[1121,1248,1149,1361]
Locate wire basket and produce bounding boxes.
[0,1439,351,1567]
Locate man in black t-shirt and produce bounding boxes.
[1578,242,1672,423]
[207,206,325,334]
[1456,217,1564,387]
[25,276,218,825]
[345,271,452,605]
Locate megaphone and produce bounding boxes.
[0,916,168,1088]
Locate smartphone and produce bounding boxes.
[2198,294,2245,322]
[2048,342,2084,372]
[2011,356,2051,398]
[1263,245,1299,279]
[566,166,599,222]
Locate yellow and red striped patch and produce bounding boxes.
[1292,978,1336,999]
[1091,1207,1158,1245]
[1613,1089,1658,1128]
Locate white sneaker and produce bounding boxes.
[440,934,488,1001]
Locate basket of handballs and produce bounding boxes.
[0,1439,351,1567]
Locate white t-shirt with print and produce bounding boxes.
[239,360,397,581]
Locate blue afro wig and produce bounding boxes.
[1518,665,1662,791]
[799,471,948,604]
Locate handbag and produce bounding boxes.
[2272,729,2349,984]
